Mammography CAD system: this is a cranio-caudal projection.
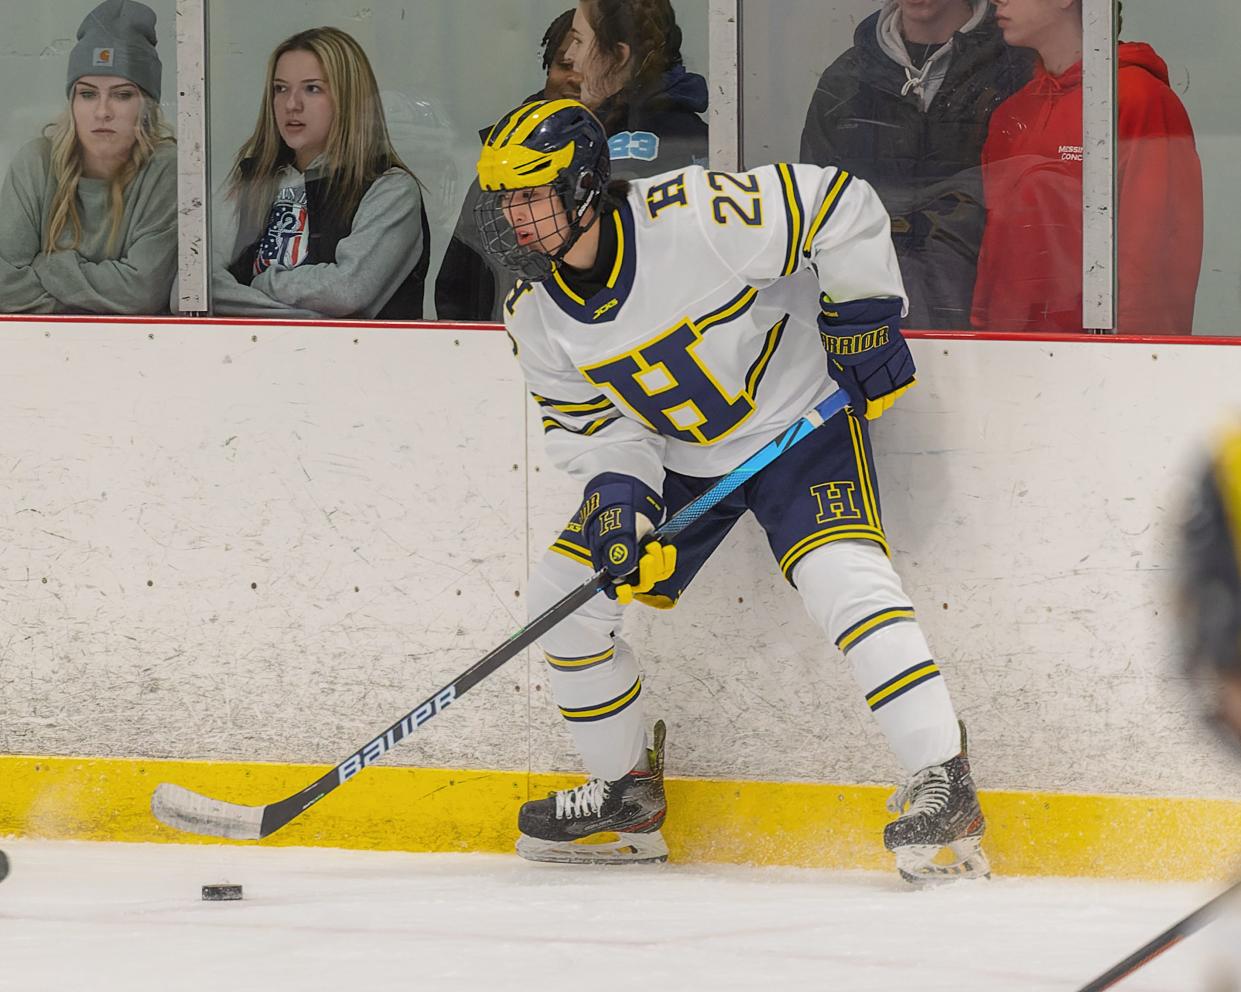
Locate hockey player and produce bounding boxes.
[1179,423,1241,747]
[475,99,986,883]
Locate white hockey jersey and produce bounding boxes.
[503,163,908,491]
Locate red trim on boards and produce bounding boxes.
[906,330,1241,346]
[0,314,502,332]
[0,313,1239,345]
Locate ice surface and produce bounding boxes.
[0,839,1227,991]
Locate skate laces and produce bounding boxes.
[554,779,610,820]
[887,765,951,818]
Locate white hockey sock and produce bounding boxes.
[793,540,960,775]
[529,552,648,782]
[845,623,959,773]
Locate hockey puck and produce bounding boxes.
[201,883,242,901]
[0,850,8,883]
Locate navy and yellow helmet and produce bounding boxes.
[1179,422,1241,685]
[475,99,611,282]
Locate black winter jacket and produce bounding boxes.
[800,8,1031,329]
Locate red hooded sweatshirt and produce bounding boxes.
[971,42,1203,334]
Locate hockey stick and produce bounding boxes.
[151,389,852,840]
[1074,877,1241,991]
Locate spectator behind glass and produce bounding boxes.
[435,10,580,322]
[800,0,1030,330]
[566,0,709,177]
[972,0,1203,334]
[211,27,429,319]
[0,0,176,315]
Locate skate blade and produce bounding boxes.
[893,837,991,886]
[516,830,669,865]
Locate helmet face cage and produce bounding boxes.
[475,172,601,283]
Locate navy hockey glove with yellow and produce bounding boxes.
[818,297,916,420]
[580,472,676,604]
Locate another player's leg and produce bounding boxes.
[516,550,668,864]
[794,540,988,884]
[752,411,986,883]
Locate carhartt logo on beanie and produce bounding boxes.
[67,0,162,101]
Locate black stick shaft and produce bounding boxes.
[1075,880,1241,991]
[240,390,849,838]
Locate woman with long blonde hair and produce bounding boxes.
[0,0,177,314]
[212,26,429,319]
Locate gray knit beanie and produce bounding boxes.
[67,0,162,101]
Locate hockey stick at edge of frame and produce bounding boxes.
[1073,876,1241,991]
[150,389,853,841]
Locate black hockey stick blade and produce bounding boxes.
[1074,877,1241,991]
[151,390,852,841]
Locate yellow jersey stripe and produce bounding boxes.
[866,662,940,711]
[551,265,587,305]
[534,395,615,415]
[560,678,642,722]
[698,286,759,333]
[542,412,615,435]
[745,315,787,399]
[777,164,803,277]
[550,539,592,567]
[847,414,880,527]
[607,212,625,288]
[802,170,851,257]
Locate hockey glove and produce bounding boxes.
[580,472,676,603]
[818,297,916,420]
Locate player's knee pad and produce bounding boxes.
[791,539,915,647]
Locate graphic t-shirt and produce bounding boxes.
[253,181,310,275]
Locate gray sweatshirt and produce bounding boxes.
[0,136,178,314]
[876,0,990,111]
[209,155,424,318]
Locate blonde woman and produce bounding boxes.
[0,0,177,315]
[213,27,429,319]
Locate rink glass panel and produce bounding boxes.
[0,1,178,177]
[1122,2,1238,337]
[0,0,179,317]
[203,0,709,320]
[740,0,1019,333]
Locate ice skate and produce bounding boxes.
[883,722,990,885]
[516,721,668,865]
